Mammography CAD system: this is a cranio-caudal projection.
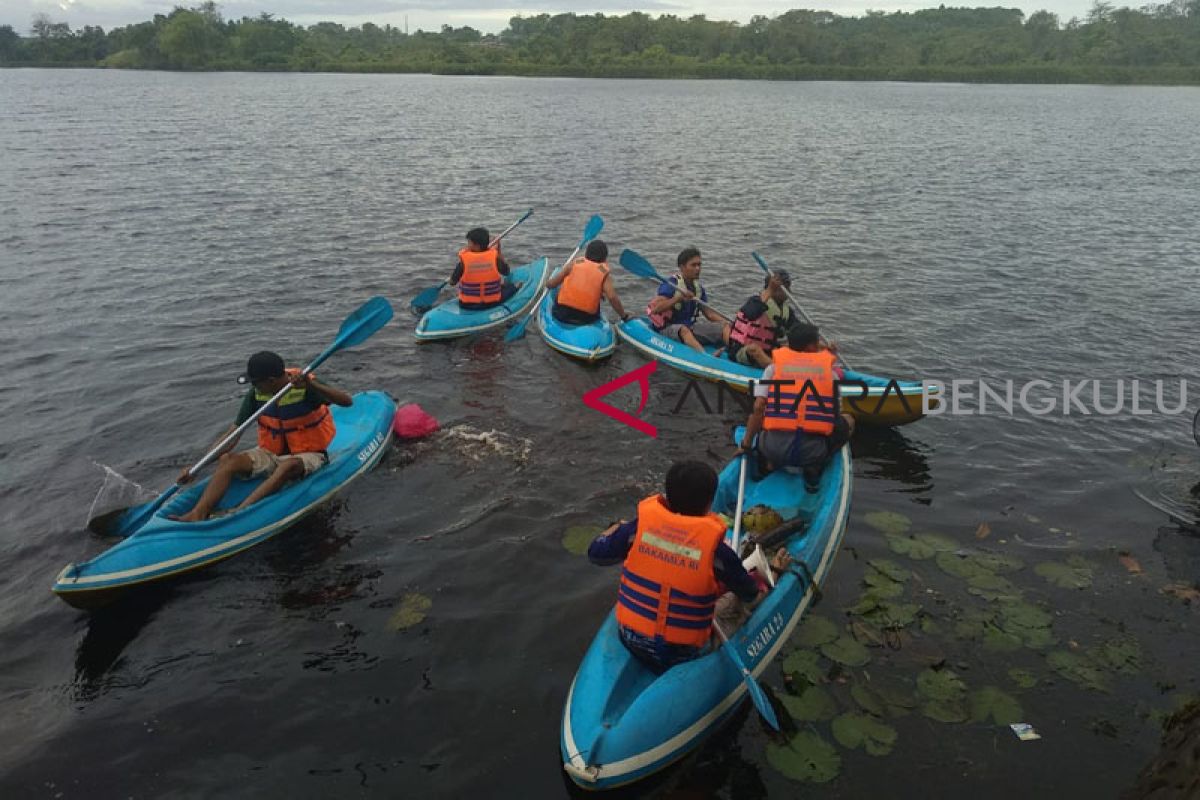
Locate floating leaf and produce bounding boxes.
[851,683,886,716]
[982,626,1024,653]
[387,593,432,631]
[922,698,969,723]
[782,649,825,684]
[1161,583,1200,602]
[1000,602,1053,631]
[832,713,898,756]
[1035,560,1093,589]
[766,731,842,783]
[780,684,838,722]
[848,595,920,628]
[1117,552,1143,575]
[917,668,967,701]
[821,637,871,667]
[862,581,904,600]
[970,686,1024,725]
[967,572,1022,602]
[1093,636,1142,675]
[970,552,1024,574]
[886,534,936,560]
[1008,668,1038,689]
[866,559,910,583]
[936,551,993,580]
[561,525,601,555]
[794,615,840,648]
[975,522,992,540]
[1047,651,1111,693]
[864,511,911,535]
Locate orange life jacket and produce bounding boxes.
[762,348,837,435]
[730,298,792,353]
[557,258,608,315]
[615,495,727,647]
[256,369,336,456]
[457,247,503,305]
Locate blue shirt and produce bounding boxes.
[654,276,708,328]
[587,518,761,602]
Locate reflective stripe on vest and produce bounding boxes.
[255,369,336,456]
[615,494,727,647]
[457,248,503,305]
[646,275,704,329]
[557,258,608,315]
[730,298,791,352]
[762,348,837,435]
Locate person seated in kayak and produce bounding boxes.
[449,227,515,309]
[725,270,795,368]
[645,247,731,354]
[587,461,789,673]
[172,351,353,523]
[545,239,632,325]
[737,324,853,493]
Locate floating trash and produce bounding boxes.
[1010,722,1041,741]
[388,592,432,631]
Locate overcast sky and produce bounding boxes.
[3,0,1105,35]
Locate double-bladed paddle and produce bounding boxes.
[617,249,734,324]
[751,250,851,370]
[713,453,781,732]
[504,214,604,343]
[88,296,395,538]
[410,208,535,313]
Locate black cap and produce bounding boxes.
[238,351,285,384]
[765,269,792,289]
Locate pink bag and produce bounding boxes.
[392,403,440,440]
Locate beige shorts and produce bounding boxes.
[244,447,327,478]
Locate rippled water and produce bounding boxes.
[2,70,1199,798]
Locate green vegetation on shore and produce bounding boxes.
[3,1,1200,84]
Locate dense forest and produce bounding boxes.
[3,1,1200,83]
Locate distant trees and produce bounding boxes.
[3,2,1200,83]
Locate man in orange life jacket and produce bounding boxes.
[737,324,854,493]
[726,270,795,368]
[645,247,731,354]
[172,351,353,522]
[587,461,789,673]
[449,227,515,309]
[545,239,632,325]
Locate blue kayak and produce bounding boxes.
[537,288,617,362]
[414,258,550,341]
[52,391,396,609]
[561,429,852,789]
[615,316,939,426]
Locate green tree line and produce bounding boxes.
[3,1,1200,83]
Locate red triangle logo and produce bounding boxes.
[582,361,659,438]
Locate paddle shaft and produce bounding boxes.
[713,621,781,731]
[752,251,851,370]
[731,454,748,554]
[634,274,734,324]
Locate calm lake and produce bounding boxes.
[1,69,1198,798]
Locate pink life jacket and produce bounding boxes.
[646,275,704,329]
[729,298,792,353]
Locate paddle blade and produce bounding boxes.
[504,311,533,342]
[579,214,604,248]
[618,249,663,283]
[410,282,446,314]
[89,487,177,538]
[751,251,772,274]
[743,672,782,731]
[334,296,394,350]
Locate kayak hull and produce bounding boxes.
[561,435,852,790]
[615,317,938,426]
[52,391,396,609]
[414,259,550,341]
[538,289,616,363]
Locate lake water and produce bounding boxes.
[1,69,1199,798]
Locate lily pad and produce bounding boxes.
[866,559,911,583]
[821,636,871,667]
[766,731,842,783]
[917,668,967,701]
[921,698,970,723]
[1000,602,1053,631]
[864,511,911,535]
[936,551,994,581]
[782,649,825,684]
[794,615,841,648]
[856,599,921,629]
[1035,557,1095,589]
[981,626,1025,653]
[780,684,838,722]
[851,683,886,717]
[862,581,905,600]
[1047,650,1111,693]
[1008,668,1038,689]
[832,712,898,756]
[970,686,1024,725]
[561,525,601,555]
[1093,636,1142,674]
[970,552,1025,574]
[886,534,937,560]
[388,592,432,631]
[967,572,1022,602]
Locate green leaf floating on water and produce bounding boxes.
[1008,668,1038,689]
[561,525,601,555]
[922,698,970,723]
[793,615,840,648]
[970,552,1025,574]
[851,679,915,718]
[967,572,1023,602]
[832,712,898,756]
[886,532,958,560]
[866,559,910,583]
[1047,650,1111,692]
[999,602,1056,649]
[1035,556,1095,589]
[780,684,838,722]
[851,683,886,716]
[766,731,842,783]
[388,592,432,631]
[917,667,967,701]
[1093,636,1143,674]
[848,594,920,628]
[862,580,905,600]
[970,686,1024,725]
[864,511,911,535]
[821,636,871,667]
[936,550,994,580]
[781,649,825,684]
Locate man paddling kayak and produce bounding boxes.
[450,226,515,308]
[171,351,353,522]
[587,461,788,673]
[645,248,730,354]
[737,324,853,492]
[546,239,632,324]
[725,270,795,368]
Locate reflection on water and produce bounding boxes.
[851,426,934,502]
[72,583,176,700]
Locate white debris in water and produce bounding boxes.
[85,462,156,525]
[441,425,532,465]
